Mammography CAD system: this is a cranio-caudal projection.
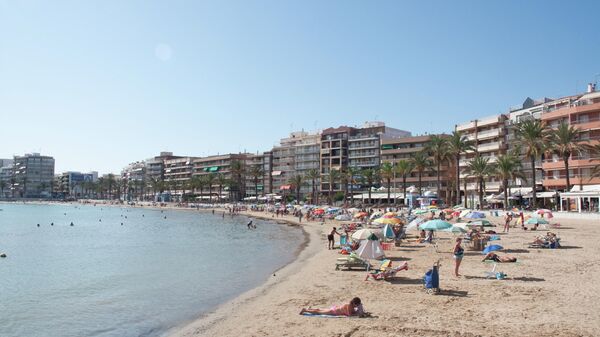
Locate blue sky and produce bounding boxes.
[1,0,599,174]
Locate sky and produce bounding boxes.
[1,0,599,174]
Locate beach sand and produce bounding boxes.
[169,212,600,337]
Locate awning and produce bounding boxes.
[272,171,282,176]
[570,184,600,192]
[280,185,292,190]
[537,191,558,198]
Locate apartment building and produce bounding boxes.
[505,97,552,194]
[0,162,14,198]
[320,122,410,196]
[380,135,450,200]
[541,84,600,192]
[192,153,248,200]
[121,161,146,200]
[245,151,272,198]
[55,171,98,197]
[12,153,55,198]
[145,152,182,183]
[455,115,508,199]
[164,157,197,195]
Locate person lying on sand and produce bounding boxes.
[530,232,558,246]
[482,252,517,263]
[300,297,370,317]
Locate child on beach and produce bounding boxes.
[300,297,368,317]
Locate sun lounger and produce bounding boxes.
[365,262,408,281]
[336,255,370,271]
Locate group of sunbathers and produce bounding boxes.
[529,232,560,248]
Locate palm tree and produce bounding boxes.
[288,175,304,202]
[191,176,206,202]
[360,168,378,205]
[248,166,264,202]
[380,162,394,204]
[447,131,475,206]
[304,168,320,205]
[426,135,450,198]
[515,119,549,209]
[466,156,495,209]
[216,174,227,203]
[550,123,585,192]
[327,169,341,205]
[495,154,526,210]
[205,173,216,203]
[410,150,431,196]
[395,160,414,206]
[344,167,359,206]
[230,160,245,201]
[106,174,116,199]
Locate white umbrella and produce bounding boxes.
[356,238,385,260]
[351,228,383,240]
[406,217,425,231]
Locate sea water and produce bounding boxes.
[0,203,304,337]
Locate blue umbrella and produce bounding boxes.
[382,224,395,239]
[482,244,503,254]
[419,219,452,231]
[465,212,486,219]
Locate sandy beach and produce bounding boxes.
[170,211,600,337]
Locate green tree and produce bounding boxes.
[426,135,450,198]
[515,119,549,209]
[447,131,475,206]
[288,174,304,203]
[466,156,495,209]
[395,160,415,206]
[304,168,320,205]
[248,166,264,202]
[216,173,227,203]
[550,122,585,192]
[205,173,216,203]
[495,154,526,210]
[379,162,395,204]
[410,150,431,196]
[360,168,378,205]
[230,160,246,201]
[327,169,341,205]
[344,167,359,206]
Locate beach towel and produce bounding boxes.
[301,312,346,318]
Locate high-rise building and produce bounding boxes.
[55,171,98,197]
[0,160,14,198]
[12,153,55,198]
[541,84,600,192]
[455,115,508,202]
[192,153,249,201]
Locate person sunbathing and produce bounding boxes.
[300,297,369,317]
[531,232,558,246]
[482,252,517,263]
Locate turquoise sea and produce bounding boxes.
[0,203,304,337]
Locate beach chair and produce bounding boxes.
[335,254,370,271]
[484,262,498,278]
[365,262,408,281]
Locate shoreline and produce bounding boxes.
[165,211,324,337]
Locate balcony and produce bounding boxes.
[456,121,476,132]
[477,141,502,152]
[477,128,502,140]
[478,115,503,127]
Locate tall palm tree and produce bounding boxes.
[304,168,320,205]
[248,166,264,202]
[426,135,450,198]
[550,122,584,192]
[360,168,378,205]
[447,131,475,206]
[379,162,394,204]
[410,150,431,196]
[327,169,341,205]
[466,156,495,209]
[205,173,216,203]
[106,173,116,199]
[495,154,526,210]
[216,173,227,203]
[288,175,304,202]
[229,160,245,201]
[395,160,414,206]
[515,119,549,209]
[345,167,359,206]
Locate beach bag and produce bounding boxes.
[424,267,439,289]
[495,272,507,280]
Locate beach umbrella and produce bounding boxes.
[352,228,383,240]
[334,214,352,221]
[353,212,368,219]
[453,206,467,210]
[467,219,495,227]
[525,217,549,225]
[419,219,452,231]
[382,212,397,217]
[406,217,424,231]
[459,210,471,217]
[482,244,503,254]
[535,209,554,218]
[443,208,454,213]
[356,235,385,260]
[413,209,428,215]
[374,217,402,225]
[464,212,486,219]
[443,225,468,234]
[313,209,325,215]
[370,211,383,220]
[382,224,395,239]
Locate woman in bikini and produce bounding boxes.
[300,297,367,317]
[453,238,464,277]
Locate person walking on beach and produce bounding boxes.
[453,238,464,277]
[503,212,513,233]
[247,220,253,229]
[328,227,341,250]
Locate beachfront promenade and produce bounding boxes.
[169,207,600,337]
